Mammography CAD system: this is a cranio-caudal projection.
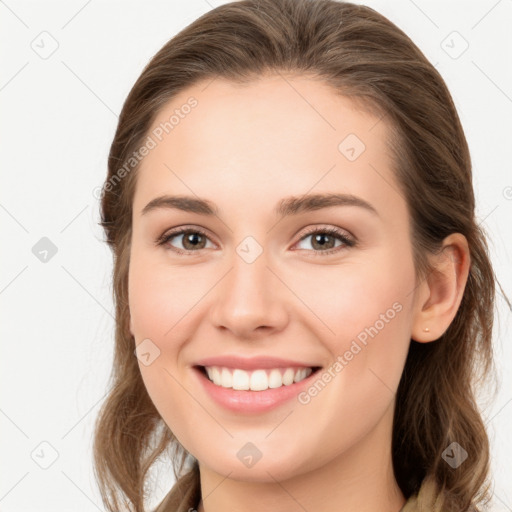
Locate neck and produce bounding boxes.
[196,402,406,512]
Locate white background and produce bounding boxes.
[1,0,511,510]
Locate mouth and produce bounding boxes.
[194,365,322,392]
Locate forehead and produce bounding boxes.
[133,74,403,219]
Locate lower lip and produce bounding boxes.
[193,367,319,414]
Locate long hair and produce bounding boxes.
[93,1,504,510]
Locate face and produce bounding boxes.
[128,74,418,482]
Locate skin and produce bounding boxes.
[128,74,470,512]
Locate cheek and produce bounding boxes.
[291,255,412,342]
[300,249,414,387]
[128,252,206,446]
[128,250,206,342]
[292,256,413,450]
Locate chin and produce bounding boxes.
[197,446,311,483]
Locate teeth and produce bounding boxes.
[221,367,232,388]
[249,369,267,391]
[233,369,250,390]
[203,366,314,391]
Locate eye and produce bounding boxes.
[293,226,355,256]
[156,225,356,256]
[156,227,215,254]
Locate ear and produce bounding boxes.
[411,233,470,343]
[129,316,134,338]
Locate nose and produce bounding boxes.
[209,247,289,340]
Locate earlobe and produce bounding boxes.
[411,233,470,343]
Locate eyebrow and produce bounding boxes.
[141,192,379,218]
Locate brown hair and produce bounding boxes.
[93,1,506,510]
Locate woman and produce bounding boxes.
[93,1,501,510]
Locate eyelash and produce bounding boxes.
[155,225,356,257]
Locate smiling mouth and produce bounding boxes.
[195,365,322,392]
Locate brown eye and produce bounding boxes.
[180,231,208,250]
[157,228,214,254]
[310,232,337,250]
[294,227,355,255]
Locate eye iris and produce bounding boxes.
[183,231,206,250]
[170,229,345,252]
[312,233,335,250]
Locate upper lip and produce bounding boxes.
[194,355,321,371]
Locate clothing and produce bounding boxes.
[152,467,419,512]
